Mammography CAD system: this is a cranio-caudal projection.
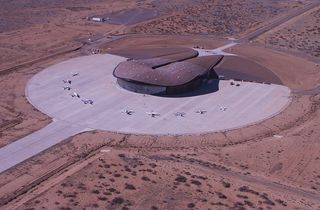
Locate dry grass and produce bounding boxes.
[130,0,309,37]
[255,7,320,57]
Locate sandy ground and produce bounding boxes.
[255,5,320,58]
[0,1,320,209]
[101,34,227,52]
[0,0,143,70]
[129,0,311,37]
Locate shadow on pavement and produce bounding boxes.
[159,79,220,98]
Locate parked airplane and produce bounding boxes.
[71,92,80,98]
[196,110,207,114]
[63,79,72,84]
[121,109,135,115]
[82,99,93,104]
[146,111,160,117]
[219,106,227,111]
[63,86,71,90]
[174,112,186,117]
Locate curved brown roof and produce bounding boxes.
[114,55,223,87]
[214,56,283,85]
[108,47,198,60]
[140,50,199,68]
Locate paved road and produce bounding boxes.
[237,1,320,43]
[201,1,320,54]
[292,85,320,96]
[0,121,89,173]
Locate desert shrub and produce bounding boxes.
[98,196,107,201]
[222,180,231,188]
[125,183,136,190]
[187,203,195,208]
[190,180,201,186]
[141,176,150,182]
[175,175,187,182]
[91,189,100,194]
[111,197,124,205]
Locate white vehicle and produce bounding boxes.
[174,112,186,117]
[63,79,72,84]
[71,72,79,77]
[63,86,71,90]
[121,109,135,115]
[82,99,93,104]
[91,17,104,22]
[71,92,80,98]
[146,111,160,118]
[196,110,207,114]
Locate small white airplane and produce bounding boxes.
[121,109,135,115]
[146,111,160,117]
[63,79,72,84]
[82,99,93,104]
[219,106,227,111]
[72,72,79,77]
[71,92,80,98]
[63,86,71,90]
[196,110,207,114]
[174,112,186,117]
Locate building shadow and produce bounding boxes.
[159,79,220,98]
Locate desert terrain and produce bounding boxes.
[255,5,320,58]
[0,0,320,210]
[129,0,311,36]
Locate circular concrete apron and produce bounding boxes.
[26,54,291,135]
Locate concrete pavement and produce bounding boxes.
[0,53,291,173]
[26,54,290,135]
[0,121,89,173]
